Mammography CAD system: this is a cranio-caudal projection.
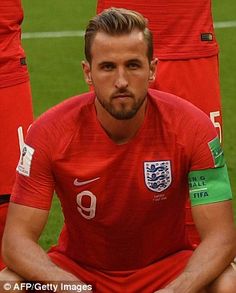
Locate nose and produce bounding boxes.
[115,68,128,89]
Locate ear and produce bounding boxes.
[82,61,93,85]
[149,58,158,82]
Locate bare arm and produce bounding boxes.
[156,200,236,293]
[2,202,86,292]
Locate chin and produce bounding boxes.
[110,110,138,120]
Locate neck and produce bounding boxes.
[95,98,147,144]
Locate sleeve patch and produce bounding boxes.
[208,136,225,167]
[188,165,232,206]
[16,143,35,177]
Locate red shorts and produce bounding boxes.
[0,81,33,195]
[151,55,222,142]
[49,250,193,292]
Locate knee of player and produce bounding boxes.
[208,265,236,293]
[0,268,24,292]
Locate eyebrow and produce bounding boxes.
[125,59,142,64]
[98,61,115,66]
[126,59,142,63]
[98,59,143,66]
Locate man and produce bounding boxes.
[1,8,236,293]
[96,0,223,248]
[0,0,33,270]
[96,0,222,140]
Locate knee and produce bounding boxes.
[208,265,236,293]
[0,268,23,293]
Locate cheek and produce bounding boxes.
[93,85,111,99]
[92,73,115,86]
[130,71,150,82]
[132,76,150,89]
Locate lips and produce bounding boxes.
[112,93,133,99]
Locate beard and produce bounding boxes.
[96,91,146,120]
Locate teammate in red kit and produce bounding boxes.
[0,0,33,270]
[97,0,223,248]
[0,8,235,293]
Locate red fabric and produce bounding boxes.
[97,0,218,60]
[11,90,218,271]
[152,56,222,127]
[0,0,29,87]
[49,250,193,292]
[151,55,222,246]
[0,203,8,270]
[0,81,33,194]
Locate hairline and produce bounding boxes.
[87,28,152,65]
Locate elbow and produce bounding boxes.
[222,227,236,259]
[2,235,10,266]
[231,229,236,255]
[1,231,18,268]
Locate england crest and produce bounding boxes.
[144,161,172,192]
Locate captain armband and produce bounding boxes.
[188,165,232,206]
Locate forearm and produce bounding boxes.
[166,233,236,292]
[3,238,87,293]
[2,204,90,292]
[3,237,82,284]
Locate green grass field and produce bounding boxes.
[21,0,236,250]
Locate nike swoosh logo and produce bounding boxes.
[74,177,100,186]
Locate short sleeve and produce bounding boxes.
[187,114,232,206]
[11,119,55,210]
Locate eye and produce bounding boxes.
[127,62,141,70]
[100,63,115,71]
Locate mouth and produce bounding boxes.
[112,93,133,99]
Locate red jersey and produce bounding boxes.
[0,0,29,88]
[12,90,218,271]
[97,0,219,60]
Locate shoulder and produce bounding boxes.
[148,88,212,125]
[32,92,95,131]
[42,91,95,120]
[147,89,218,153]
[25,92,95,151]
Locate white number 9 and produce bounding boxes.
[76,190,97,219]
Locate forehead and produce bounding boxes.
[90,30,149,62]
